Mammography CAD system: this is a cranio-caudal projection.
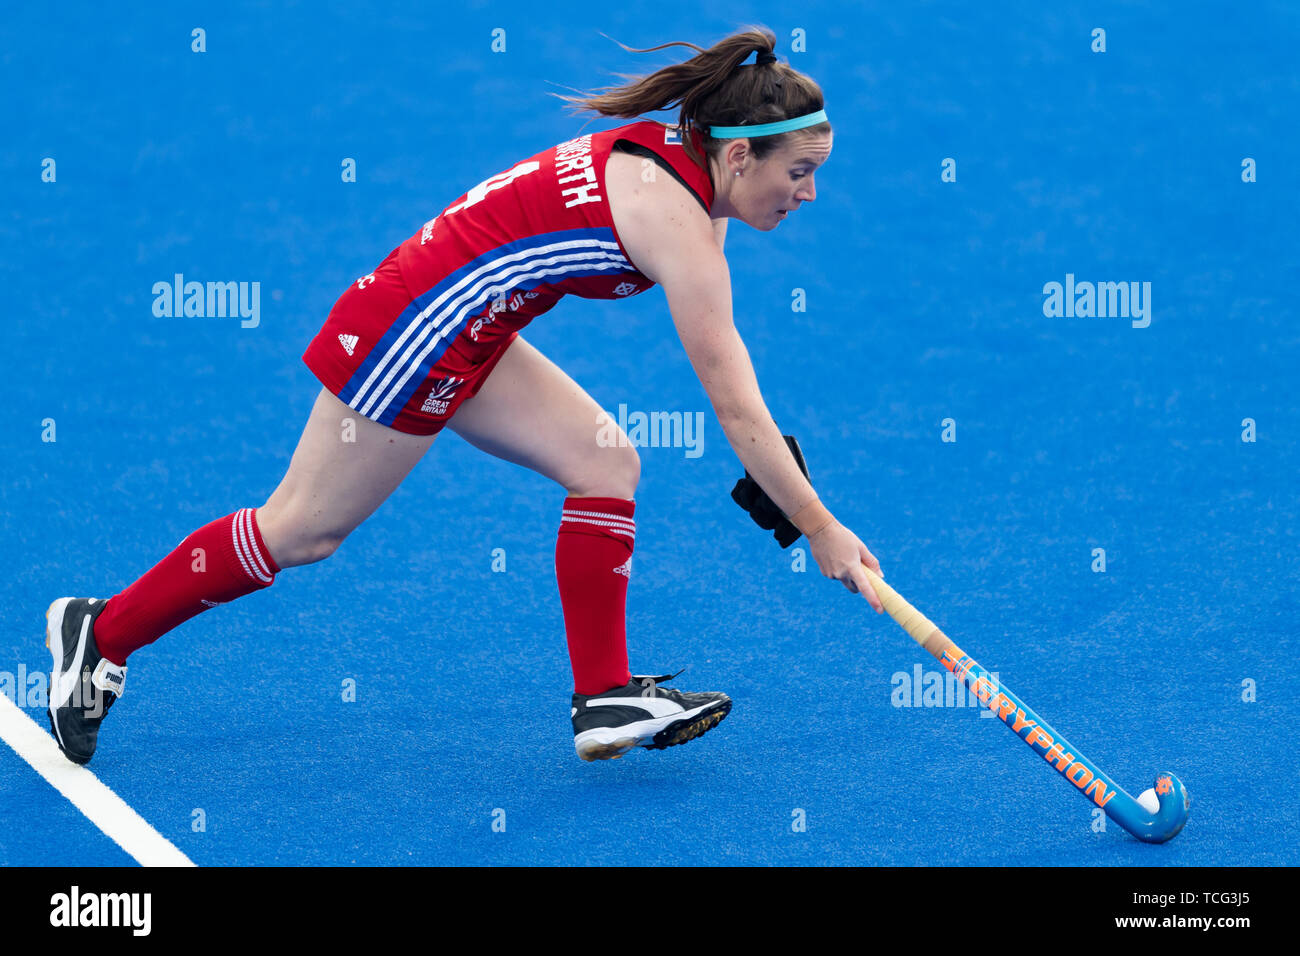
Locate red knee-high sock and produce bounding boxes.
[555,496,635,695]
[94,508,280,666]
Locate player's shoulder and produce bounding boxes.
[607,141,720,287]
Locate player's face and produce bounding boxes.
[743,131,832,231]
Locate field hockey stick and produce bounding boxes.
[862,567,1190,843]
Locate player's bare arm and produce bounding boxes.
[615,168,884,609]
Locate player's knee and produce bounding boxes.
[257,502,348,569]
[568,443,639,499]
[600,441,640,498]
[621,447,642,496]
[287,532,346,567]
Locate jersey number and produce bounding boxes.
[443,161,541,216]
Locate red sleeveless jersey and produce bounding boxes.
[399,118,715,308]
[305,119,715,432]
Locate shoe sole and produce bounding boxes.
[647,700,732,751]
[575,699,732,762]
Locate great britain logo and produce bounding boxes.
[421,377,464,415]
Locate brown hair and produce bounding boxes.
[551,26,830,177]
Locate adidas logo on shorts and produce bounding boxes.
[338,333,359,356]
[612,281,640,297]
[421,377,464,415]
[613,557,632,577]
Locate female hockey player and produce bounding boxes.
[46,26,884,766]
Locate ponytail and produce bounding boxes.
[551,26,830,172]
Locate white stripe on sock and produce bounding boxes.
[239,509,274,579]
[232,510,273,585]
[229,511,258,582]
[561,515,636,538]
[562,509,635,529]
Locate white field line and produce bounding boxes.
[0,693,194,867]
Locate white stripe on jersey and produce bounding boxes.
[351,237,630,417]
[366,251,631,420]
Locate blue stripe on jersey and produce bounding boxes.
[341,228,635,424]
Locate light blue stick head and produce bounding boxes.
[1146,772,1191,843]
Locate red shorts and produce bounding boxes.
[302,245,519,436]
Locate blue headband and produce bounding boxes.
[707,109,829,139]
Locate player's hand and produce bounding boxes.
[807,521,885,612]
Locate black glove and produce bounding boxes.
[730,434,811,549]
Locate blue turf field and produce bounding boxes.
[2,2,1297,865]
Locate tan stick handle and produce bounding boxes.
[863,567,957,662]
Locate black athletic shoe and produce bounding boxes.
[45,597,126,765]
[571,671,731,761]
